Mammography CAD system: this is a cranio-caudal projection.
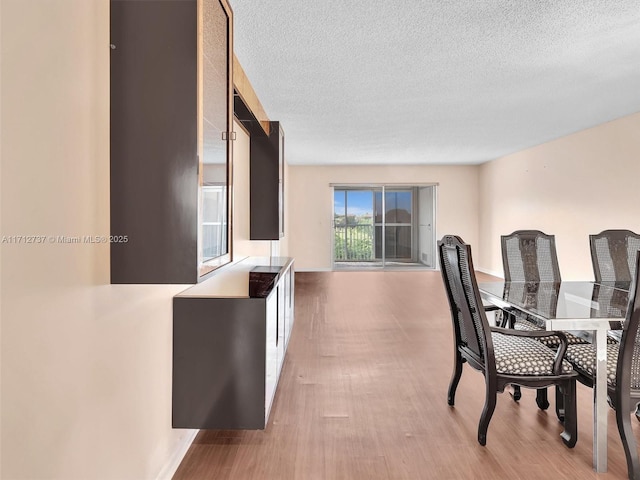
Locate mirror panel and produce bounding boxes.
[199,0,232,276]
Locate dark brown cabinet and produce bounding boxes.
[250,121,285,240]
[172,257,295,429]
[110,0,233,284]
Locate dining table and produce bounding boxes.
[478,280,629,473]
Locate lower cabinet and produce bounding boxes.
[172,257,294,429]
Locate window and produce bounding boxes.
[333,185,436,269]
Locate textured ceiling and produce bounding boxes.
[231,1,640,165]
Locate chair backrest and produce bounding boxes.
[503,281,559,319]
[616,252,640,396]
[439,235,494,369]
[501,230,561,283]
[590,229,640,283]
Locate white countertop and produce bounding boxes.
[175,256,293,298]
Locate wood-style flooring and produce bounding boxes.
[173,271,634,479]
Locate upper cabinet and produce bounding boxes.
[110,0,233,284]
[250,121,285,240]
[233,58,285,242]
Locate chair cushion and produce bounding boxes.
[513,318,591,348]
[491,331,574,375]
[565,343,640,389]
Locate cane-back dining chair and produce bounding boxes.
[501,230,564,337]
[590,229,640,284]
[501,230,588,412]
[501,230,591,343]
[565,252,640,480]
[439,235,578,447]
[502,230,562,284]
[590,230,640,344]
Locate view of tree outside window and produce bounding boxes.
[333,185,436,269]
[334,187,414,263]
[334,189,375,261]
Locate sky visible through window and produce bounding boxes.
[333,188,420,263]
[334,190,412,217]
[334,190,373,217]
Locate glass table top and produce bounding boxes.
[478,281,628,322]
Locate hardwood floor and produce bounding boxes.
[173,271,634,479]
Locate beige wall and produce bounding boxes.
[0,1,3,475]
[0,1,188,478]
[232,121,272,258]
[287,165,479,270]
[0,3,267,479]
[478,111,640,279]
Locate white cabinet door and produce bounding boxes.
[276,284,286,375]
[265,292,278,419]
[283,268,294,344]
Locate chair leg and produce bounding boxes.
[555,385,565,422]
[503,313,522,403]
[616,397,640,479]
[448,352,463,406]
[536,388,550,410]
[559,381,577,448]
[506,312,516,328]
[497,310,509,328]
[478,382,497,446]
[510,385,522,401]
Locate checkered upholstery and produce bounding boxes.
[565,342,640,389]
[492,331,573,375]
[513,317,591,348]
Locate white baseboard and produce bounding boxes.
[156,429,199,480]
[475,267,504,279]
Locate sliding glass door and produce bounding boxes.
[374,189,413,263]
[333,185,436,269]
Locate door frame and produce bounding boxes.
[330,183,438,270]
